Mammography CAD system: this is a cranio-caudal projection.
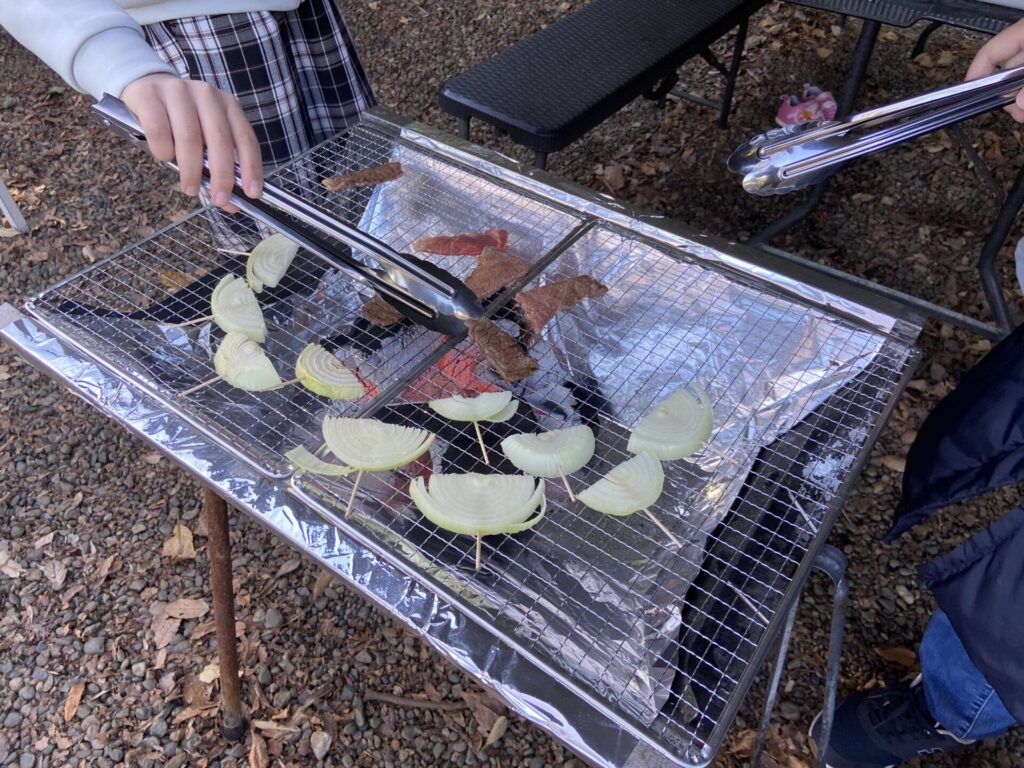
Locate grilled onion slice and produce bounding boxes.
[285,446,354,476]
[577,452,664,516]
[428,391,512,422]
[409,473,545,536]
[213,332,282,391]
[627,384,713,460]
[501,425,595,477]
[211,274,267,342]
[295,344,365,400]
[246,233,298,293]
[322,417,434,471]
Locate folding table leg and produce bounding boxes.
[749,19,880,246]
[534,151,549,170]
[749,544,848,768]
[719,17,750,129]
[457,117,471,141]
[977,164,1024,336]
[203,487,246,740]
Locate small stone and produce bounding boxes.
[4,712,21,728]
[83,637,105,655]
[148,719,168,738]
[264,609,284,629]
[17,685,34,701]
[352,697,366,729]
[310,731,331,761]
[19,754,35,768]
[131,662,146,678]
[257,666,271,685]
[354,650,373,665]
[452,741,467,753]
[107,749,123,762]
[529,758,546,768]
[30,668,47,682]
[341,756,355,768]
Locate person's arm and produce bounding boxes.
[0,1,262,206]
[968,17,1024,123]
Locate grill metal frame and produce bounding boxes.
[20,111,920,767]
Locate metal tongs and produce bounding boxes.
[92,95,484,336]
[730,64,1024,196]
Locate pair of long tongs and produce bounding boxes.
[730,64,1024,195]
[92,95,483,336]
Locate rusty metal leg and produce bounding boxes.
[204,487,246,740]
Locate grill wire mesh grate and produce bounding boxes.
[26,123,916,765]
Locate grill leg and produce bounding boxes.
[978,165,1024,337]
[719,17,749,129]
[749,545,847,768]
[533,151,549,171]
[748,19,880,246]
[457,117,471,141]
[911,21,943,59]
[204,487,246,741]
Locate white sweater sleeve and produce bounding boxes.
[0,0,177,100]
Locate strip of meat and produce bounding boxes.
[361,294,404,327]
[411,227,508,256]
[466,318,538,382]
[516,275,608,334]
[464,246,529,300]
[322,162,403,192]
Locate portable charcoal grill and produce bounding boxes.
[1,109,921,767]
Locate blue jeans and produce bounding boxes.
[920,610,1016,740]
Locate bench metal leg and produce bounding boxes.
[750,544,848,768]
[457,117,471,141]
[204,487,246,741]
[911,20,943,59]
[0,181,28,234]
[978,165,1024,336]
[719,17,750,129]
[949,124,1003,200]
[533,151,549,171]
[749,19,880,246]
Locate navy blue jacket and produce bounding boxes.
[892,324,1024,724]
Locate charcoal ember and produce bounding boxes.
[465,247,528,300]
[465,318,538,382]
[516,275,608,334]
[321,161,402,191]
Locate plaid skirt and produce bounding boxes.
[144,0,375,172]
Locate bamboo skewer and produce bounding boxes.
[180,375,221,396]
[273,377,300,390]
[216,248,252,256]
[473,422,490,465]
[556,464,576,502]
[170,314,213,328]
[644,508,682,549]
[702,441,744,467]
[345,470,365,519]
[475,534,482,572]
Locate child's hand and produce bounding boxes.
[122,74,263,210]
[968,18,1024,123]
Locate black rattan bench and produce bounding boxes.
[437,0,768,169]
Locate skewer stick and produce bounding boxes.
[644,509,682,549]
[170,314,213,328]
[473,421,490,465]
[180,375,221,397]
[272,377,300,390]
[475,534,482,572]
[556,464,576,502]
[345,470,365,519]
[216,248,252,256]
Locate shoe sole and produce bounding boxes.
[807,711,895,768]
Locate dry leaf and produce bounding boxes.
[252,720,301,734]
[0,551,25,579]
[162,523,196,561]
[33,531,56,549]
[150,604,181,650]
[165,597,209,619]
[875,646,917,668]
[603,163,625,191]
[158,268,193,292]
[249,731,270,768]
[276,558,301,578]
[484,715,508,747]
[728,729,757,756]
[61,583,85,605]
[142,452,163,465]
[94,554,116,584]
[313,569,333,601]
[41,559,68,589]
[461,690,506,735]
[198,661,220,684]
[171,703,218,725]
[64,682,85,722]
[182,674,210,707]
[881,455,906,473]
[67,491,84,511]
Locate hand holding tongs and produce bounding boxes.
[92,95,483,337]
[730,64,1024,195]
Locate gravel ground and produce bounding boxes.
[2,2,1023,766]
